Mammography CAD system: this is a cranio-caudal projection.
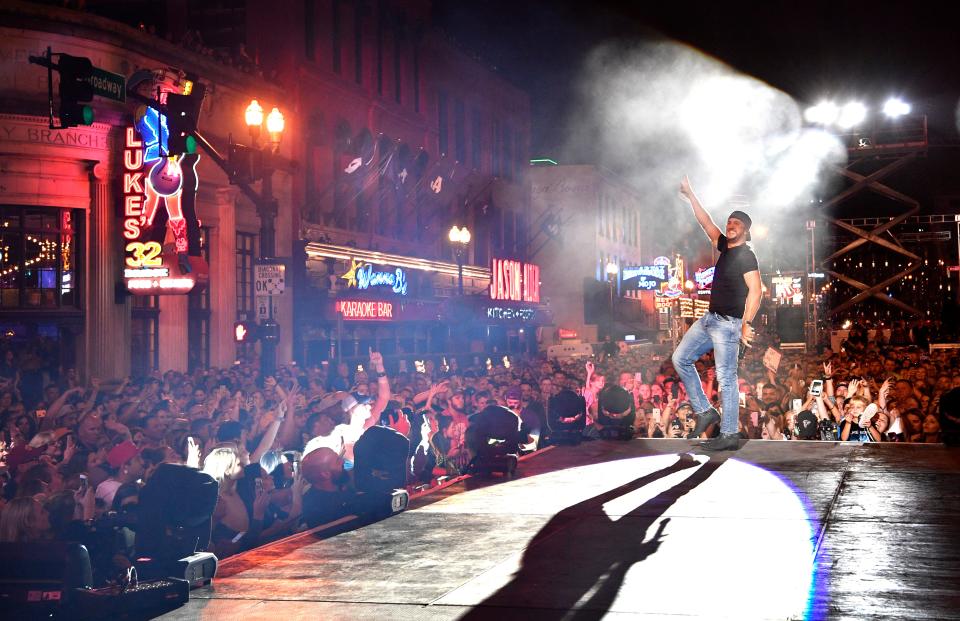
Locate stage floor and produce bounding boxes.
[159,439,960,620]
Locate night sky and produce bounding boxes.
[436,0,960,158]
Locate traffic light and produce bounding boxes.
[228,143,264,185]
[165,82,206,155]
[58,54,94,128]
[234,321,256,343]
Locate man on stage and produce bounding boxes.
[672,176,762,451]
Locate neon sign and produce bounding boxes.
[558,328,579,339]
[655,255,685,299]
[695,266,714,294]
[772,276,803,306]
[622,265,667,291]
[490,258,540,303]
[679,297,710,319]
[341,260,408,295]
[486,306,536,321]
[122,113,204,295]
[336,299,395,320]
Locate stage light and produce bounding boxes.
[883,98,911,118]
[804,101,838,125]
[837,102,867,129]
[752,224,769,239]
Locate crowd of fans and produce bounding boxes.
[1,328,958,586]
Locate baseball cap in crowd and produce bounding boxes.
[315,391,371,415]
[28,428,71,449]
[504,386,522,402]
[4,444,44,473]
[796,410,819,439]
[107,440,142,469]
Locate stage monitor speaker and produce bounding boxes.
[137,463,219,563]
[0,542,92,617]
[353,425,410,495]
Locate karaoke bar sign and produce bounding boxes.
[335,299,395,321]
[489,258,540,304]
[486,306,536,321]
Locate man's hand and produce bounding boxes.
[186,436,201,469]
[369,349,385,374]
[252,487,270,521]
[63,435,77,463]
[823,361,833,377]
[741,322,755,347]
[679,175,694,203]
[585,361,594,375]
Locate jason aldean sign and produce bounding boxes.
[336,299,395,321]
[122,126,197,295]
[489,259,540,304]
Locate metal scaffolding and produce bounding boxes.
[820,115,928,319]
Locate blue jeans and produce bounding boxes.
[671,312,742,435]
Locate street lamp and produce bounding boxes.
[245,98,285,377]
[449,225,471,295]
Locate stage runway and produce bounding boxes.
[159,439,960,620]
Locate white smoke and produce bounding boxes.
[562,40,847,264]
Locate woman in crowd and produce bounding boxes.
[0,496,49,542]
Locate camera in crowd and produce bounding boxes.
[818,418,838,441]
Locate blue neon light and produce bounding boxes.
[135,106,170,164]
[356,264,408,295]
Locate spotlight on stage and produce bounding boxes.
[836,102,867,129]
[803,101,838,125]
[883,98,911,118]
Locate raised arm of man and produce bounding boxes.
[679,176,721,248]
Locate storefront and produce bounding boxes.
[0,14,294,380]
[300,244,553,363]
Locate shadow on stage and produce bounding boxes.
[460,452,723,620]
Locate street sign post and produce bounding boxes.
[256,295,281,321]
[87,67,126,102]
[255,263,285,296]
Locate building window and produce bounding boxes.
[188,228,211,371]
[502,125,512,181]
[454,98,466,164]
[0,206,79,310]
[438,90,449,155]
[413,41,420,112]
[394,13,404,103]
[492,119,500,177]
[236,232,257,320]
[304,0,316,60]
[471,109,482,170]
[332,0,342,73]
[515,131,525,179]
[376,0,384,95]
[131,295,159,377]
[354,0,363,85]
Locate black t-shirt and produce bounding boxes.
[709,235,759,318]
